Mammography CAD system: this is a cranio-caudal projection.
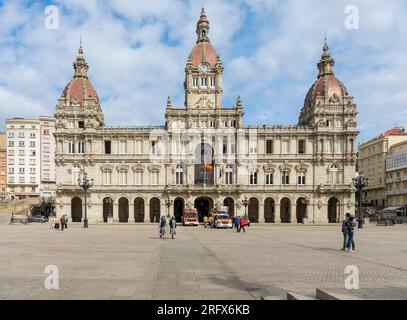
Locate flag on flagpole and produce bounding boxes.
[204,164,213,172]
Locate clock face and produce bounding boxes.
[199,63,210,73]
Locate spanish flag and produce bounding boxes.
[204,164,213,172]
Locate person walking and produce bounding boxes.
[60,216,65,231]
[341,213,355,251]
[203,215,209,228]
[159,216,167,239]
[169,216,177,239]
[49,216,55,230]
[239,216,246,233]
[235,216,241,232]
[63,215,68,229]
[345,215,356,252]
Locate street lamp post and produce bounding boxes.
[78,172,94,228]
[352,172,370,229]
[242,197,249,218]
[106,198,113,223]
[165,198,173,218]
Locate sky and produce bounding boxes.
[0,0,406,142]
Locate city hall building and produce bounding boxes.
[54,9,359,224]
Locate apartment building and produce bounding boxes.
[39,116,56,198]
[386,140,407,207]
[0,132,6,201]
[358,127,407,209]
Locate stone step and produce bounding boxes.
[287,292,317,300]
[316,288,362,300]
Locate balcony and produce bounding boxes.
[387,189,407,196]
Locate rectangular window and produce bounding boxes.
[151,172,159,185]
[200,77,208,87]
[249,171,258,185]
[135,140,143,154]
[119,140,127,154]
[266,172,274,185]
[8,141,14,147]
[134,171,143,185]
[104,141,111,154]
[151,141,157,155]
[335,119,342,128]
[176,171,183,185]
[298,173,306,185]
[29,141,36,147]
[78,141,85,154]
[210,77,215,87]
[225,169,233,185]
[119,171,127,185]
[193,77,198,87]
[249,140,257,154]
[78,121,85,129]
[266,140,274,154]
[19,141,25,147]
[282,140,290,154]
[298,139,306,154]
[282,172,290,185]
[325,139,333,153]
[335,138,343,153]
[68,142,75,154]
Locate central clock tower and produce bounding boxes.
[184,8,223,110]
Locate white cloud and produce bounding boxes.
[0,0,406,142]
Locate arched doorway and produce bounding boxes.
[150,198,161,223]
[134,197,144,222]
[328,198,339,223]
[194,143,215,186]
[264,198,275,223]
[194,197,213,222]
[174,198,185,222]
[296,198,307,223]
[223,197,235,216]
[103,197,113,223]
[71,197,82,222]
[248,197,259,223]
[280,198,291,223]
[118,197,129,223]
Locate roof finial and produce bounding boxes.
[323,29,329,52]
[79,35,84,55]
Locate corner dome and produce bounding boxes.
[304,42,349,107]
[60,45,100,107]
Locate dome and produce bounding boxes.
[304,43,349,107]
[60,46,100,107]
[305,74,348,106]
[189,42,218,68]
[62,77,99,107]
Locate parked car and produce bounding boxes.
[30,215,48,223]
[212,214,233,229]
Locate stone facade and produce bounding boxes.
[54,10,359,224]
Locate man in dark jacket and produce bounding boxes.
[341,213,355,251]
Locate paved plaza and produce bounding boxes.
[0,220,407,300]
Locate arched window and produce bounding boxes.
[175,165,183,185]
[225,165,233,185]
[329,163,339,185]
[72,165,81,185]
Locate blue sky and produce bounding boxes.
[0,0,406,142]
